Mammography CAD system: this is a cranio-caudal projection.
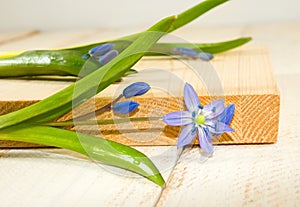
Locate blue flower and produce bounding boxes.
[163,83,234,155]
[112,101,139,114]
[123,82,151,98]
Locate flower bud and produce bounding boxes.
[198,52,214,61]
[172,47,198,58]
[112,101,139,114]
[122,82,150,98]
[89,43,114,56]
[99,50,119,65]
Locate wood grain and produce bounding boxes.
[0,30,39,46]
[0,44,280,147]
[0,146,179,207]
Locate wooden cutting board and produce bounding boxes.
[0,45,280,147]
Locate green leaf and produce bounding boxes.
[0,37,252,77]
[0,0,232,128]
[168,0,229,33]
[0,0,230,78]
[146,37,252,56]
[194,37,252,54]
[0,50,86,77]
[0,124,165,186]
[0,15,177,129]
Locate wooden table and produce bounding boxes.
[0,23,300,207]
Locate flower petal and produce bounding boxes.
[216,122,234,133]
[198,128,214,155]
[177,124,197,148]
[204,100,225,119]
[163,111,193,126]
[184,83,201,112]
[209,121,234,135]
[218,104,235,124]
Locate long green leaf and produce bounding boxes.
[0,0,230,78]
[0,16,176,129]
[0,37,251,77]
[0,124,165,186]
[168,0,229,33]
[147,37,252,56]
[0,0,231,128]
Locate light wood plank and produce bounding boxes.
[155,74,300,207]
[0,28,135,51]
[0,46,280,147]
[0,146,178,207]
[0,30,39,46]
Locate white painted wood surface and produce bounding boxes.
[157,74,300,206]
[0,23,300,207]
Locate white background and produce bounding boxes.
[1,0,300,30]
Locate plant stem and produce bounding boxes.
[43,117,162,127]
[64,94,124,122]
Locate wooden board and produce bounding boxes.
[0,45,280,147]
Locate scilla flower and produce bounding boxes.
[163,83,235,155]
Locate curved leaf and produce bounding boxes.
[0,124,165,186]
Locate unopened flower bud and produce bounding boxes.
[89,43,114,56]
[112,101,139,114]
[122,82,150,98]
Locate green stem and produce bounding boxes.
[43,117,162,127]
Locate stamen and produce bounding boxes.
[212,106,216,113]
[198,105,203,109]
[191,125,197,133]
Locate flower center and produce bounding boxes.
[195,114,206,125]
